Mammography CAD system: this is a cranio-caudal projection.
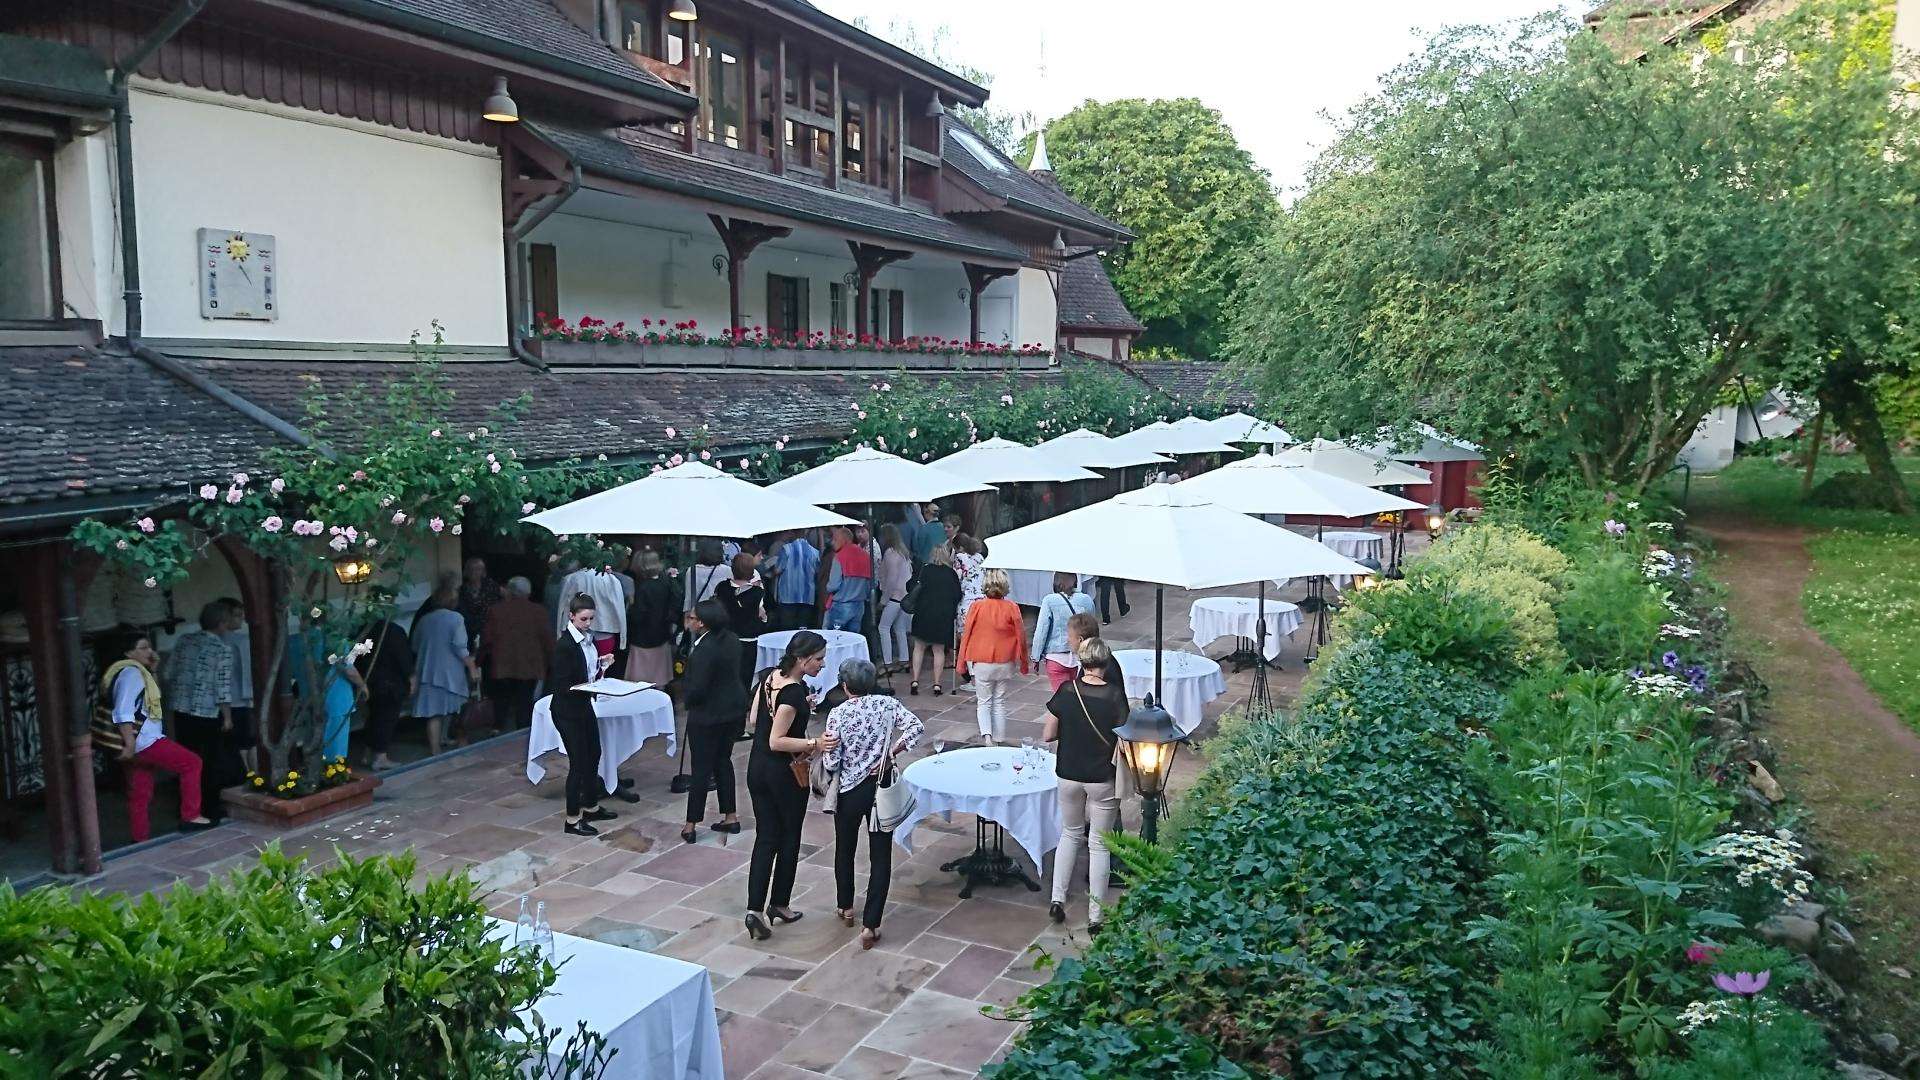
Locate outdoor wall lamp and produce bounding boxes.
[668,0,698,21]
[481,76,519,123]
[332,556,375,585]
[1115,696,1187,843]
[1426,501,1447,539]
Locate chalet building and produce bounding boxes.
[0,0,1162,880]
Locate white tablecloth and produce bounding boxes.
[1188,597,1303,662]
[528,689,677,792]
[1113,649,1227,735]
[486,917,724,1079]
[1006,570,1093,609]
[755,628,869,694]
[894,746,1061,867]
[1322,530,1384,589]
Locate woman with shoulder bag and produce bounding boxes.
[821,659,924,949]
[742,631,835,940]
[1042,636,1128,931]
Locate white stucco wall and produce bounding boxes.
[1016,267,1057,350]
[52,132,117,324]
[1677,406,1738,473]
[528,208,1014,343]
[127,86,506,346]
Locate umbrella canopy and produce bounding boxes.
[1033,428,1172,469]
[1111,420,1237,456]
[1179,453,1425,517]
[931,437,1100,484]
[1207,411,1294,446]
[1274,438,1432,487]
[980,482,1370,590]
[523,461,858,537]
[1361,422,1485,464]
[767,445,993,506]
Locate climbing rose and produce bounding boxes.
[521,502,536,514]
[136,517,156,533]
[232,472,250,485]
[269,478,285,494]
[451,524,463,536]
[429,517,445,533]
[143,577,157,589]
[328,535,349,552]
[261,516,283,533]
[199,484,219,500]
[391,511,407,525]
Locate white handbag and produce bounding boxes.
[870,705,916,833]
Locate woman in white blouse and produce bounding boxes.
[822,659,924,948]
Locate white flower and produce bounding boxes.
[114,539,129,550]
[451,524,463,536]
[269,478,285,494]
[521,502,536,514]
[364,537,378,549]
[199,484,219,500]
[233,472,250,485]
[457,495,471,505]
[391,511,407,525]
[328,535,349,552]
[262,516,283,533]
[1627,672,1692,699]
[1648,521,1675,532]
[142,577,157,589]
[326,653,340,666]
[430,429,441,438]
[1661,623,1702,638]
[1625,500,1640,510]
[311,607,325,619]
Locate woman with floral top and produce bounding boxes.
[821,659,924,948]
[951,535,986,649]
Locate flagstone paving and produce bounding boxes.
[73,573,1363,1077]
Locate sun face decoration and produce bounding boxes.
[225,234,251,263]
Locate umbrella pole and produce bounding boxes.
[1153,586,1165,707]
[669,535,692,794]
[1249,580,1271,715]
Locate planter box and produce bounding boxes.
[223,775,381,830]
[525,339,1052,373]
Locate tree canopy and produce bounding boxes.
[1045,98,1277,360]
[1228,1,1920,500]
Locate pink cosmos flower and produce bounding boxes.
[857,411,868,420]
[364,537,377,549]
[262,516,284,533]
[430,429,442,438]
[457,495,471,505]
[1712,970,1770,996]
[136,517,156,533]
[343,526,359,542]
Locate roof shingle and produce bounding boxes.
[941,121,1131,240]
[1057,256,1144,333]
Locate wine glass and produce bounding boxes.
[1009,755,1025,785]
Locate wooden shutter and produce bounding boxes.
[528,244,558,326]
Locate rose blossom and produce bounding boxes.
[262,516,284,533]
[233,472,250,485]
[451,524,463,536]
[391,511,407,525]
[115,539,129,550]
[270,478,285,494]
[199,484,219,500]
[429,517,445,533]
[521,502,536,514]
[328,535,349,552]
[137,517,156,533]
[143,577,157,588]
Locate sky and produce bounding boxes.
[815,0,1581,195]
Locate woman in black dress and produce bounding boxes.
[713,552,768,690]
[906,544,963,697]
[743,630,835,940]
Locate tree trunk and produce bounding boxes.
[1824,372,1914,514]
[1800,410,1824,498]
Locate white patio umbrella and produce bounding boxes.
[1110,420,1237,456]
[1033,428,1171,470]
[1206,411,1294,446]
[522,460,858,537]
[983,482,1368,717]
[1361,422,1485,464]
[767,445,993,505]
[931,437,1100,485]
[1274,438,1432,487]
[1178,453,1424,519]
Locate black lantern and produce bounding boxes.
[332,556,374,585]
[1352,556,1383,590]
[1425,500,1447,539]
[1114,695,1187,843]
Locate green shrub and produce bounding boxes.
[1557,549,1668,669]
[1807,469,1903,512]
[0,847,607,1078]
[993,642,1502,1079]
[1329,574,1526,682]
[1417,562,1567,671]
[1420,524,1572,593]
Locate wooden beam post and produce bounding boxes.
[772,39,787,174]
[849,241,914,340]
[712,215,793,332]
[893,85,905,205]
[965,263,1018,344]
[828,59,842,188]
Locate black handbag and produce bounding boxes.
[901,570,925,615]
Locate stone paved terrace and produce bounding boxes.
[72,568,1389,1078]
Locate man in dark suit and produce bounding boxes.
[680,599,746,843]
[552,594,616,837]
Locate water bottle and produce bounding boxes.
[531,900,553,958]
[514,895,533,949]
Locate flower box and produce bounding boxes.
[222,775,381,830]
[523,339,1053,373]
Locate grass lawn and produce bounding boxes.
[1684,454,1920,732]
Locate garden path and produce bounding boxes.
[1699,513,1920,1039]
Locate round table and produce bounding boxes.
[755,628,870,693]
[1188,596,1303,662]
[527,688,676,794]
[895,746,1060,898]
[1112,649,1227,735]
[1322,530,1385,589]
[1006,570,1092,609]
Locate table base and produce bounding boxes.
[940,819,1042,899]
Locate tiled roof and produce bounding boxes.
[0,347,288,511]
[1057,256,1144,333]
[531,121,1031,262]
[1112,360,1257,409]
[177,356,1068,466]
[303,0,686,101]
[941,121,1131,240]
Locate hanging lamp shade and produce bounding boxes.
[481,76,519,123]
[667,0,698,21]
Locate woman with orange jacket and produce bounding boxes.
[956,569,1028,745]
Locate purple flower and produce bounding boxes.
[1604,519,1627,536]
[1629,666,1644,679]
[1662,650,1681,671]
[1712,970,1770,996]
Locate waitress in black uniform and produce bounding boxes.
[742,630,834,940]
[552,594,615,836]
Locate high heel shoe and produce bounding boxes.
[768,908,804,925]
[931,684,943,696]
[909,681,920,696]
[838,908,857,927]
[860,927,881,950]
[744,912,771,941]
